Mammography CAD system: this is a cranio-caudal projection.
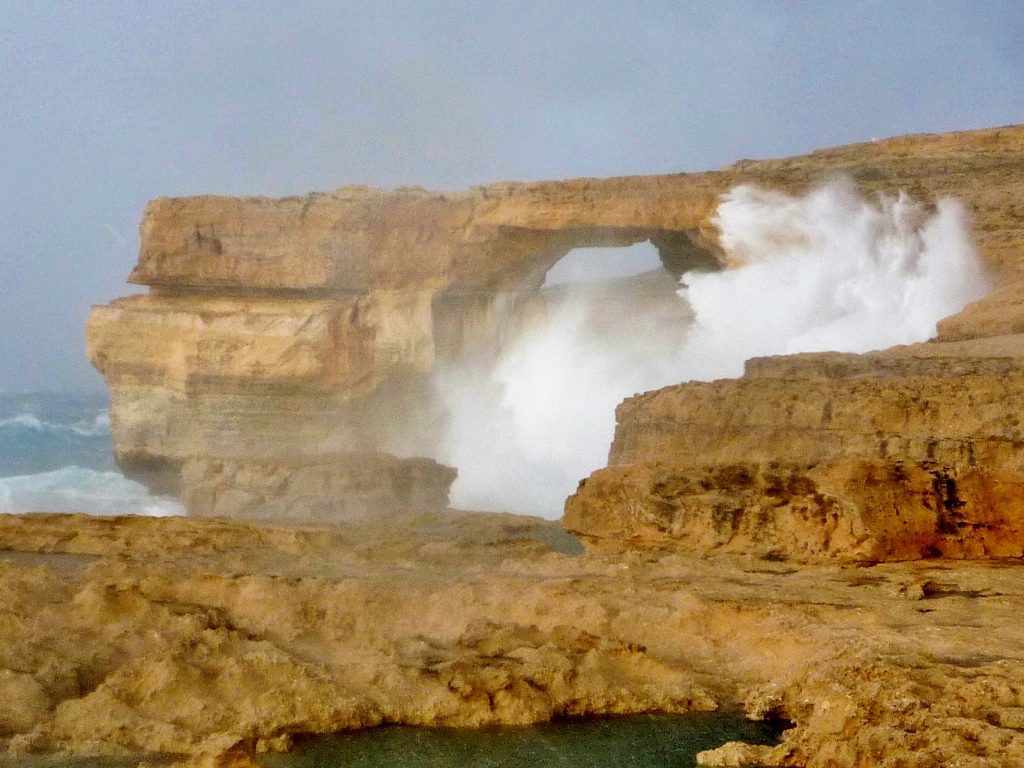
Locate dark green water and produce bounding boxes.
[259,713,781,768]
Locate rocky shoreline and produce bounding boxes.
[2,511,1024,767]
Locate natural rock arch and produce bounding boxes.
[87,125,1024,527]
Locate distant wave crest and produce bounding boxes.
[0,411,111,438]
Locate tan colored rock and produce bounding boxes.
[87,290,442,497]
[566,344,1024,560]
[126,125,1024,294]
[87,124,1024,522]
[48,125,1024,763]
[0,670,50,736]
[3,512,1024,767]
[179,453,456,521]
[938,278,1024,341]
[697,741,788,767]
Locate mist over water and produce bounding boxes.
[438,178,992,518]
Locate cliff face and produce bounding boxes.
[562,125,1024,560]
[86,182,725,510]
[564,349,1024,560]
[88,125,1024,539]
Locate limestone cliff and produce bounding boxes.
[88,124,1024,535]
[562,126,1024,561]
[181,453,456,522]
[564,347,1024,560]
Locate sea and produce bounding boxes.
[0,391,183,517]
[258,713,782,768]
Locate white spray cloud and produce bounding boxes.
[433,271,692,515]
[684,177,990,377]
[435,177,991,518]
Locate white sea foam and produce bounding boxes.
[435,178,992,517]
[680,178,991,378]
[69,411,112,437]
[0,413,46,430]
[0,466,185,517]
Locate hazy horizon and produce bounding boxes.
[2,1,1023,391]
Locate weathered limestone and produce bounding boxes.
[88,124,1024,543]
[565,344,1024,560]
[180,454,456,522]
[87,182,726,509]
[552,127,1024,561]
[39,122,1024,767]
[4,512,1024,767]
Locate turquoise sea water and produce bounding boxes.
[0,391,183,515]
[259,714,781,768]
[0,392,112,476]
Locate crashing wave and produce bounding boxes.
[438,178,991,517]
[0,466,184,517]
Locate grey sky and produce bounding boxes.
[2,0,1022,391]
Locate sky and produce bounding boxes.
[1,1,1022,392]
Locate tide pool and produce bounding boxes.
[259,713,781,768]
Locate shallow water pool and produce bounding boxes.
[259,712,781,768]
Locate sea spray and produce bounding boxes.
[682,177,990,378]
[436,178,991,517]
[434,266,693,515]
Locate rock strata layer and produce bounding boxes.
[88,125,1024,530]
[565,343,1024,560]
[180,454,456,522]
[560,126,1024,560]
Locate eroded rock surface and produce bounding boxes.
[2,513,1024,767]
[562,124,1024,560]
[566,343,1024,560]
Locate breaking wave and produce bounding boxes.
[0,466,184,517]
[0,393,183,517]
[680,177,991,378]
[0,411,111,438]
[0,405,114,478]
[437,177,992,517]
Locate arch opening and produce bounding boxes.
[423,241,700,518]
[394,230,723,518]
[541,241,665,287]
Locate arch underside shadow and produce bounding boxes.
[433,226,721,361]
[513,226,722,289]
